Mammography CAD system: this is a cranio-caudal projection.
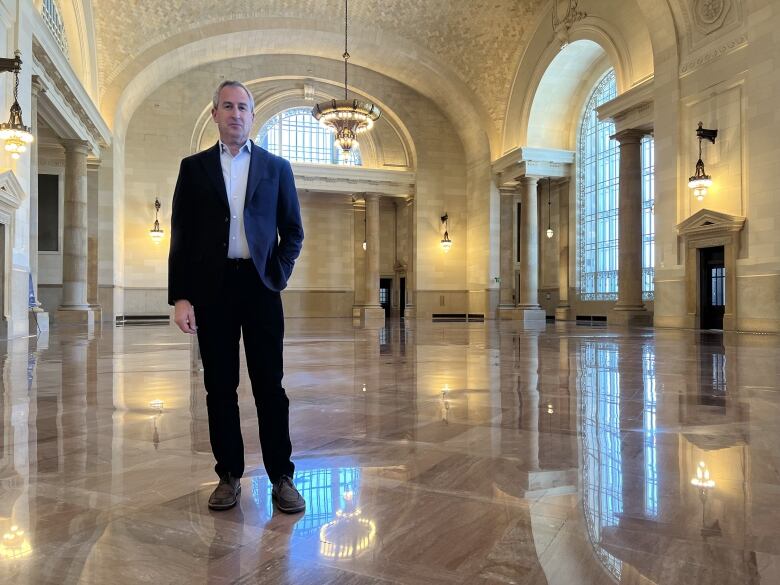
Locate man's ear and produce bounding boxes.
[211,108,217,121]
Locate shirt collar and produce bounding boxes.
[219,139,252,155]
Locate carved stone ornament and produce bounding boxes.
[697,0,724,23]
[692,0,732,34]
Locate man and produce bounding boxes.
[168,80,305,513]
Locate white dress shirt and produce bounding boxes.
[219,139,252,259]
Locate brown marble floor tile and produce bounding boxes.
[1,320,780,584]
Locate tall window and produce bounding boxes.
[257,107,362,166]
[41,0,69,57]
[578,70,619,300]
[642,136,655,300]
[578,70,655,300]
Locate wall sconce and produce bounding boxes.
[545,177,554,239]
[149,197,164,243]
[0,51,34,159]
[690,460,715,490]
[440,213,452,252]
[688,122,717,202]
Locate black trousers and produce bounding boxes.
[195,258,294,483]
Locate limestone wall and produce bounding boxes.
[123,54,468,318]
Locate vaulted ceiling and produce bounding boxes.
[91,0,548,127]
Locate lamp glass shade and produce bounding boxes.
[688,177,712,189]
[546,228,554,239]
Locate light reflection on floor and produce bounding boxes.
[0,319,778,584]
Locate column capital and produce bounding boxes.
[87,157,102,172]
[519,175,541,189]
[62,139,91,155]
[612,128,647,144]
[363,192,380,202]
[499,187,518,197]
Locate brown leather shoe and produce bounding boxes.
[208,474,241,510]
[272,475,306,514]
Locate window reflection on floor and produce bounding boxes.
[254,467,362,536]
[643,345,658,518]
[580,342,623,581]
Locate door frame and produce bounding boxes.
[677,210,745,331]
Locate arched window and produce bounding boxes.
[578,70,655,300]
[257,107,362,166]
[41,0,69,57]
[578,70,619,300]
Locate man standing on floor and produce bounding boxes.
[168,80,305,513]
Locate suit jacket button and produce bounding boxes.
[222,242,227,247]
[224,217,229,222]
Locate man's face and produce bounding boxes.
[211,85,254,145]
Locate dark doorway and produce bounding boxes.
[399,277,406,319]
[379,278,392,319]
[700,246,725,330]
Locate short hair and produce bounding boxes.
[212,80,255,111]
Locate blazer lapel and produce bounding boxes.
[246,143,269,205]
[201,143,229,210]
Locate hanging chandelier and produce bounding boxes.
[312,0,380,158]
[0,51,33,159]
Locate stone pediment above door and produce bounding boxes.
[676,209,745,239]
[0,170,26,213]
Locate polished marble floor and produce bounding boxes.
[0,318,779,584]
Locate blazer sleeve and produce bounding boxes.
[276,159,304,277]
[167,158,194,305]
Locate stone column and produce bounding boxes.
[404,195,416,319]
[497,188,517,319]
[516,176,546,321]
[361,193,385,326]
[87,159,102,322]
[610,129,649,326]
[352,196,366,315]
[57,140,97,327]
[555,179,572,320]
[29,76,49,332]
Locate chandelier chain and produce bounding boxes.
[343,0,349,100]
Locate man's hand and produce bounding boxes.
[174,299,197,334]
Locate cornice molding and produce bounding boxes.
[0,170,26,211]
[676,208,746,238]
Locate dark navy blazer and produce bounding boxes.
[167,141,304,306]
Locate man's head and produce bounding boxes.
[211,80,255,147]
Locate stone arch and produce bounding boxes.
[187,77,416,170]
[501,1,654,154]
[103,23,491,165]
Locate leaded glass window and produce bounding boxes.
[41,0,69,57]
[257,107,361,166]
[642,136,655,300]
[578,70,619,300]
[578,70,655,301]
